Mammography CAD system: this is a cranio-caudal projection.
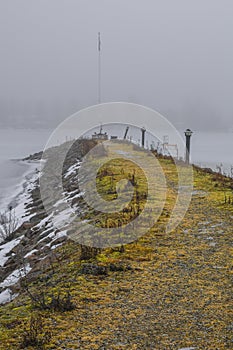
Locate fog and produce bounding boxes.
[0,0,233,131]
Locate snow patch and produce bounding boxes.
[64,160,80,179]
[51,242,64,250]
[24,249,38,258]
[0,263,31,288]
[53,208,73,229]
[35,214,53,229]
[0,288,18,305]
[45,230,67,248]
[0,237,22,267]
[6,161,41,226]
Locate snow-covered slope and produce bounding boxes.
[0,139,96,304]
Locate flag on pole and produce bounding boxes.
[98,32,101,51]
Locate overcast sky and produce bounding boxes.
[0,0,233,130]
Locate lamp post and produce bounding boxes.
[141,127,146,148]
[184,128,193,164]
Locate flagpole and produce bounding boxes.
[98,32,101,104]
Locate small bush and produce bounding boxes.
[31,290,76,312]
[109,262,132,272]
[20,313,51,349]
[80,263,107,276]
[80,244,101,260]
[49,291,75,312]
[0,207,18,242]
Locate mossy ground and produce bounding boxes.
[0,145,232,349]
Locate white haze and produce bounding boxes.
[0,0,233,131]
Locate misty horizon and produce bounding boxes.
[0,0,233,131]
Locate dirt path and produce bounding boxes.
[51,195,232,349]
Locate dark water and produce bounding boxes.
[0,160,30,203]
[191,131,233,175]
[0,128,52,210]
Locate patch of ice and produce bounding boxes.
[35,213,53,229]
[51,242,64,250]
[64,190,84,198]
[64,161,81,179]
[70,191,84,200]
[10,165,40,225]
[47,231,56,239]
[24,249,38,258]
[52,208,73,229]
[38,227,54,237]
[53,198,67,208]
[0,288,18,305]
[0,263,31,288]
[37,230,55,244]
[0,237,22,267]
[45,230,67,248]
[55,230,67,239]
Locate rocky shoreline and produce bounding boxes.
[0,139,99,304]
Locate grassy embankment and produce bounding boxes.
[0,142,232,349]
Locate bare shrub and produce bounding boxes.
[20,313,51,349]
[30,290,76,312]
[80,244,101,260]
[0,207,19,243]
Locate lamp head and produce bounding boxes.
[185,128,193,137]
